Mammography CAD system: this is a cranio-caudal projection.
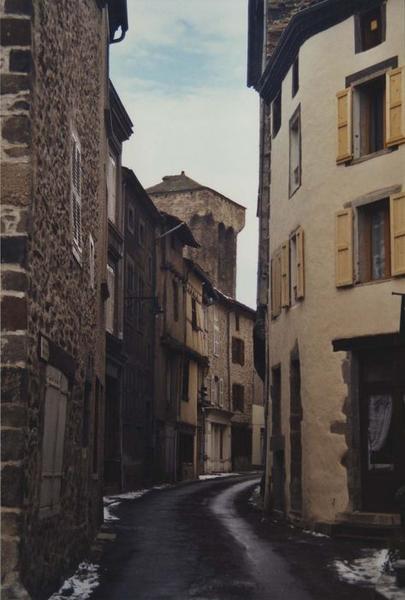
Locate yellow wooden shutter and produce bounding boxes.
[336,88,352,163]
[390,193,405,276]
[296,227,305,299]
[281,241,290,308]
[386,67,405,147]
[335,209,353,287]
[271,251,282,318]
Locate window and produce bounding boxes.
[292,56,299,97]
[182,359,189,402]
[232,337,245,366]
[272,90,282,137]
[128,205,135,233]
[335,193,405,287]
[358,199,391,282]
[337,62,405,164]
[71,133,82,259]
[106,264,115,334]
[172,279,179,322]
[126,259,135,322]
[40,366,68,517]
[271,366,281,435]
[107,152,117,224]
[289,228,305,302]
[191,297,198,330]
[138,219,145,246]
[232,383,244,412]
[289,105,301,196]
[89,234,95,289]
[356,6,385,53]
[235,313,240,331]
[213,308,220,356]
[353,75,385,158]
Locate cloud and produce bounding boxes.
[110,0,259,307]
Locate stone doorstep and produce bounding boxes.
[336,512,401,527]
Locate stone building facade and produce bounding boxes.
[1,1,128,596]
[248,0,405,530]
[149,173,264,473]
[121,167,160,489]
[147,172,245,297]
[103,83,133,493]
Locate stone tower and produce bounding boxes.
[147,172,245,297]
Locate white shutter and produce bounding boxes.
[71,135,82,253]
[219,378,224,407]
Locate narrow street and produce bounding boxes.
[91,475,377,600]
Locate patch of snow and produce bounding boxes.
[332,548,389,586]
[103,484,173,524]
[48,562,99,600]
[199,472,239,480]
[302,529,329,538]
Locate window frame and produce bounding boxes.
[232,337,245,366]
[356,197,391,283]
[354,4,386,54]
[289,104,302,198]
[232,383,245,413]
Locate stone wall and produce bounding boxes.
[1,0,109,596]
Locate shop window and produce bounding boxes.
[272,90,282,137]
[232,383,244,412]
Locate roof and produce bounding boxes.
[249,0,381,103]
[122,167,161,221]
[160,212,200,248]
[147,171,246,211]
[215,288,256,318]
[109,80,133,142]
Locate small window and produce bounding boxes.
[107,152,117,224]
[356,6,385,53]
[272,90,282,137]
[358,198,391,282]
[235,313,240,331]
[232,337,245,366]
[71,134,82,258]
[182,359,189,402]
[172,280,179,322]
[232,383,244,412]
[213,308,220,356]
[89,234,95,289]
[106,264,115,334]
[292,56,299,97]
[191,297,198,330]
[289,106,301,197]
[138,219,145,246]
[353,75,385,158]
[128,205,135,233]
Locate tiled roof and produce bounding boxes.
[146,172,204,194]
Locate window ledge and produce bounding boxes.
[355,276,397,288]
[347,147,396,166]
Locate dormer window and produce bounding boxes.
[355,5,386,53]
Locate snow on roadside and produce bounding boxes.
[302,529,329,539]
[333,549,405,600]
[199,472,239,480]
[103,484,173,523]
[332,548,389,586]
[48,562,99,600]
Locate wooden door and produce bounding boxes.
[360,349,405,513]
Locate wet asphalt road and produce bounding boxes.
[92,474,376,600]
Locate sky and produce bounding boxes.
[110,0,260,307]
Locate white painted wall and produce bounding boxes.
[267,0,405,522]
